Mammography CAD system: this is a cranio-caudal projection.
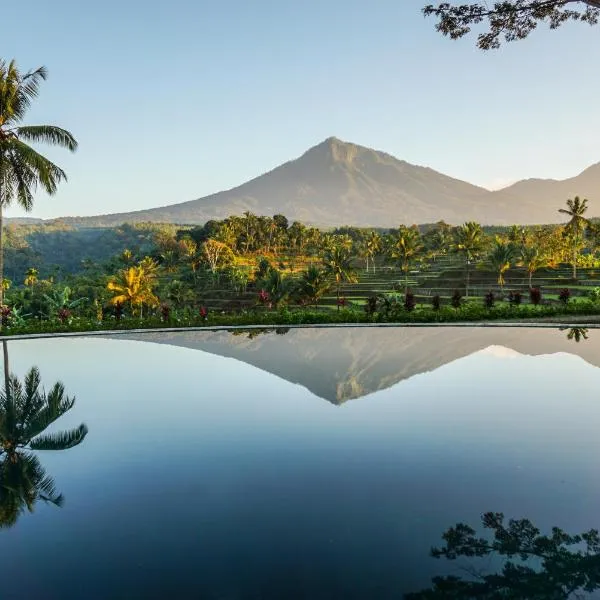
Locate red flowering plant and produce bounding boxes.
[0,305,11,327]
[337,297,347,308]
[199,306,208,321]
[160,304,171,322]
[57,307,72,324]
[258,289,272,309]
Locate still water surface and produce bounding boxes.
[2,326,600,599]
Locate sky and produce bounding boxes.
[3,0,600,219]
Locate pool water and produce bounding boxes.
[1,326,599,599]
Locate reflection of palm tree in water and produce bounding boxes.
[566,327,589,343]
[0,341,88,527]
[406,512,600,598]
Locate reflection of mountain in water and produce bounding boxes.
[117,327,599,404]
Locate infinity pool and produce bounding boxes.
[2,326,599,599]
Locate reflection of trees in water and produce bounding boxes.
[0,361,88,528]
[406,512,600,599]
[230,327,290,340]
[562,327,590,343]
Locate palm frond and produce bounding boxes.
[16,125,78,152]
[8,139,67,195]
[29,423,88,451]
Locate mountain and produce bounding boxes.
[493,162,600,214]
[115,326,600,403]
[52,137,599,228]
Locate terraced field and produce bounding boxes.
[178,253,600,312]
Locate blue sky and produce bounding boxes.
[4,0,599,218]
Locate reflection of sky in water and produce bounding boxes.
[2,335,600,599]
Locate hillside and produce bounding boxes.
[53,137,599,228]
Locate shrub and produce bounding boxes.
[431,294,441,310]
[113,301,124,321]
[559,288,571,305]
[404,290,416,312]
[507,291,522,306]
[57,307,72,324]
[160,304,171,322]
[365,296,378,315]
[484,291,495,309]
[529,287,542,306]
[199,306,208,320]
[588,287,600,303]
[0,305,10,327]
[337,297,348,308]
[451,290,462,309]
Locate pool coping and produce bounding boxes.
[2,320,600,341]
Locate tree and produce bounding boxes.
[486,238,515,289]
[423,1,600,50]
[322,241,358,309]
[23,267,38,287]
[406,511,600,598]
[294,265,331,308]
[201,238,234,274]
[107,264,159,317]
[519,245,547,288]
[0,60,77,305]
[453,221,484,297]
[388,227,423,292]
[363,231,382,273]
[558,196,589,279]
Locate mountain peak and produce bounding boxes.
[305,136,362,165]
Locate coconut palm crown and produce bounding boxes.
[0,59,78,304]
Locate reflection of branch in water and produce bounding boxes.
[0,365,88,528]
[405,512,600,599]
[561,327,590,343]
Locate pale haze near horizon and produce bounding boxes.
[4,0,599,219]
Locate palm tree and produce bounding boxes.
[486,238,515,290]
[389,227,423,292]
[295,265,330,308]
[519,246,547,289]
[0,365,87,527]
[0,60,77,305]
[107,265,158,318]
[453,222,484,297]
[558,196,589,280]
[364,231,382,273]
[23,267,39,287]
[322,242,358,309]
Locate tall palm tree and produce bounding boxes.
[0,60,77,305]
[0,365,87,527]
[389,227,423,292]
[558,196,589,280]
[453,222,484,297]
[24,267,38,286]
[486,239,515,290]
[364,231,382,273]
[322,242,358,309]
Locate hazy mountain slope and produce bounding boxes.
[115,327,600,404]
[494,162,600,221]
[51,138,599,228]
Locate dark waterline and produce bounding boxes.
[2,327,600,599]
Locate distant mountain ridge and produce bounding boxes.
[47,137,600,227]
